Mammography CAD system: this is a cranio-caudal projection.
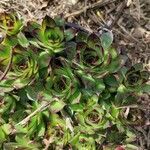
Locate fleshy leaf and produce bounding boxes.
[101,31,113,50]
[76,31,89,42]
[50,100,66,113]
[87,33,100,48]
[17,32,29,48]
[54,16,65,27]
[42,15,56,29]
[65,28,76,41]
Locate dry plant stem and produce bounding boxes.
[80,16,93,32]
[118,104,138,109]
[88,11,104,27]
[43,137,54,150]
[15,101,52,126]
[117,23,140,43]
[109,0,127,29]
[0,48,13,81]
[84,0,88,17]
[64,0,118,18]
[66,22,91,33]
[148,127,150,148]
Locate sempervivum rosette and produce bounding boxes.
[65,31,125,77]
[75,95,108,131]
[4,45,38,88]
[115,63,149,103]
[45,67,79,98]
[70,130,96,150]
[27,16,66,54]
[124,63,149,88]
[0,12,23,35]
[0,12,150,150]
[47,113,71,149]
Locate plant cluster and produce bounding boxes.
[0,12,149,150]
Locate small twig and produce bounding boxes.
[107,3,118,14]
[15,101,53,126]
[124,107,130,118]
[66,22,91,33]
[148,126,150,148]
[80,16,93,32]
[117,23,140,43]
[109,0,127,29]
[0,47,13,81]
[118,104,138,109]
[87,11,105,27]
[84,0,88,17]
[64,0,118,18]
[43,136,54,150]
[113,28,139,45]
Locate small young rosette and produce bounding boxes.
[70,131,96,150]
[124,63,149,88]
[45,67,79,98]
[0,12,23,35]
[75,95,108,131]
[47,113,71,149]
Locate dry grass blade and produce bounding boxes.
[64,0,118,18]
[109,0,127,29]
[15,101,52,126]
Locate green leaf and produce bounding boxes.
[132,63,143,71]
[26,86,37,101]
[140,71,149,81]
[111,106,119,118]
[136,84,150,93]
[50,100,66,112]
[76,31,89,42]
[54,16,65,27]
[42,15,56,29]
[87,33,100,48]
[101,31,113,50]
[70,133,80,145]
[68,90,81,104]
[0,127,6,142]
[38,51,50,68]
[65,42,77,60]
[1,124,12,135]
[37,121,45,137]
[65,29,76,41]
[0,13,23,35]
[95,79,105,92]
[0,45,11,66]
[104,74,119,87]
[17,32,29,48]
[70,103,84,112]
[125,144,139,150]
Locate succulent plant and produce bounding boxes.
[75,95,108,131]
[64,31,126,77]
[1,46,38,90]
[46,113,71,149]
[124,63,149,88]
[0,12,149,149]
[26,16,67,54]
[45,67,79,99]
[0,12,23,35]
[70,132,96,150]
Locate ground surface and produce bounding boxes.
[0,0,150,149]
